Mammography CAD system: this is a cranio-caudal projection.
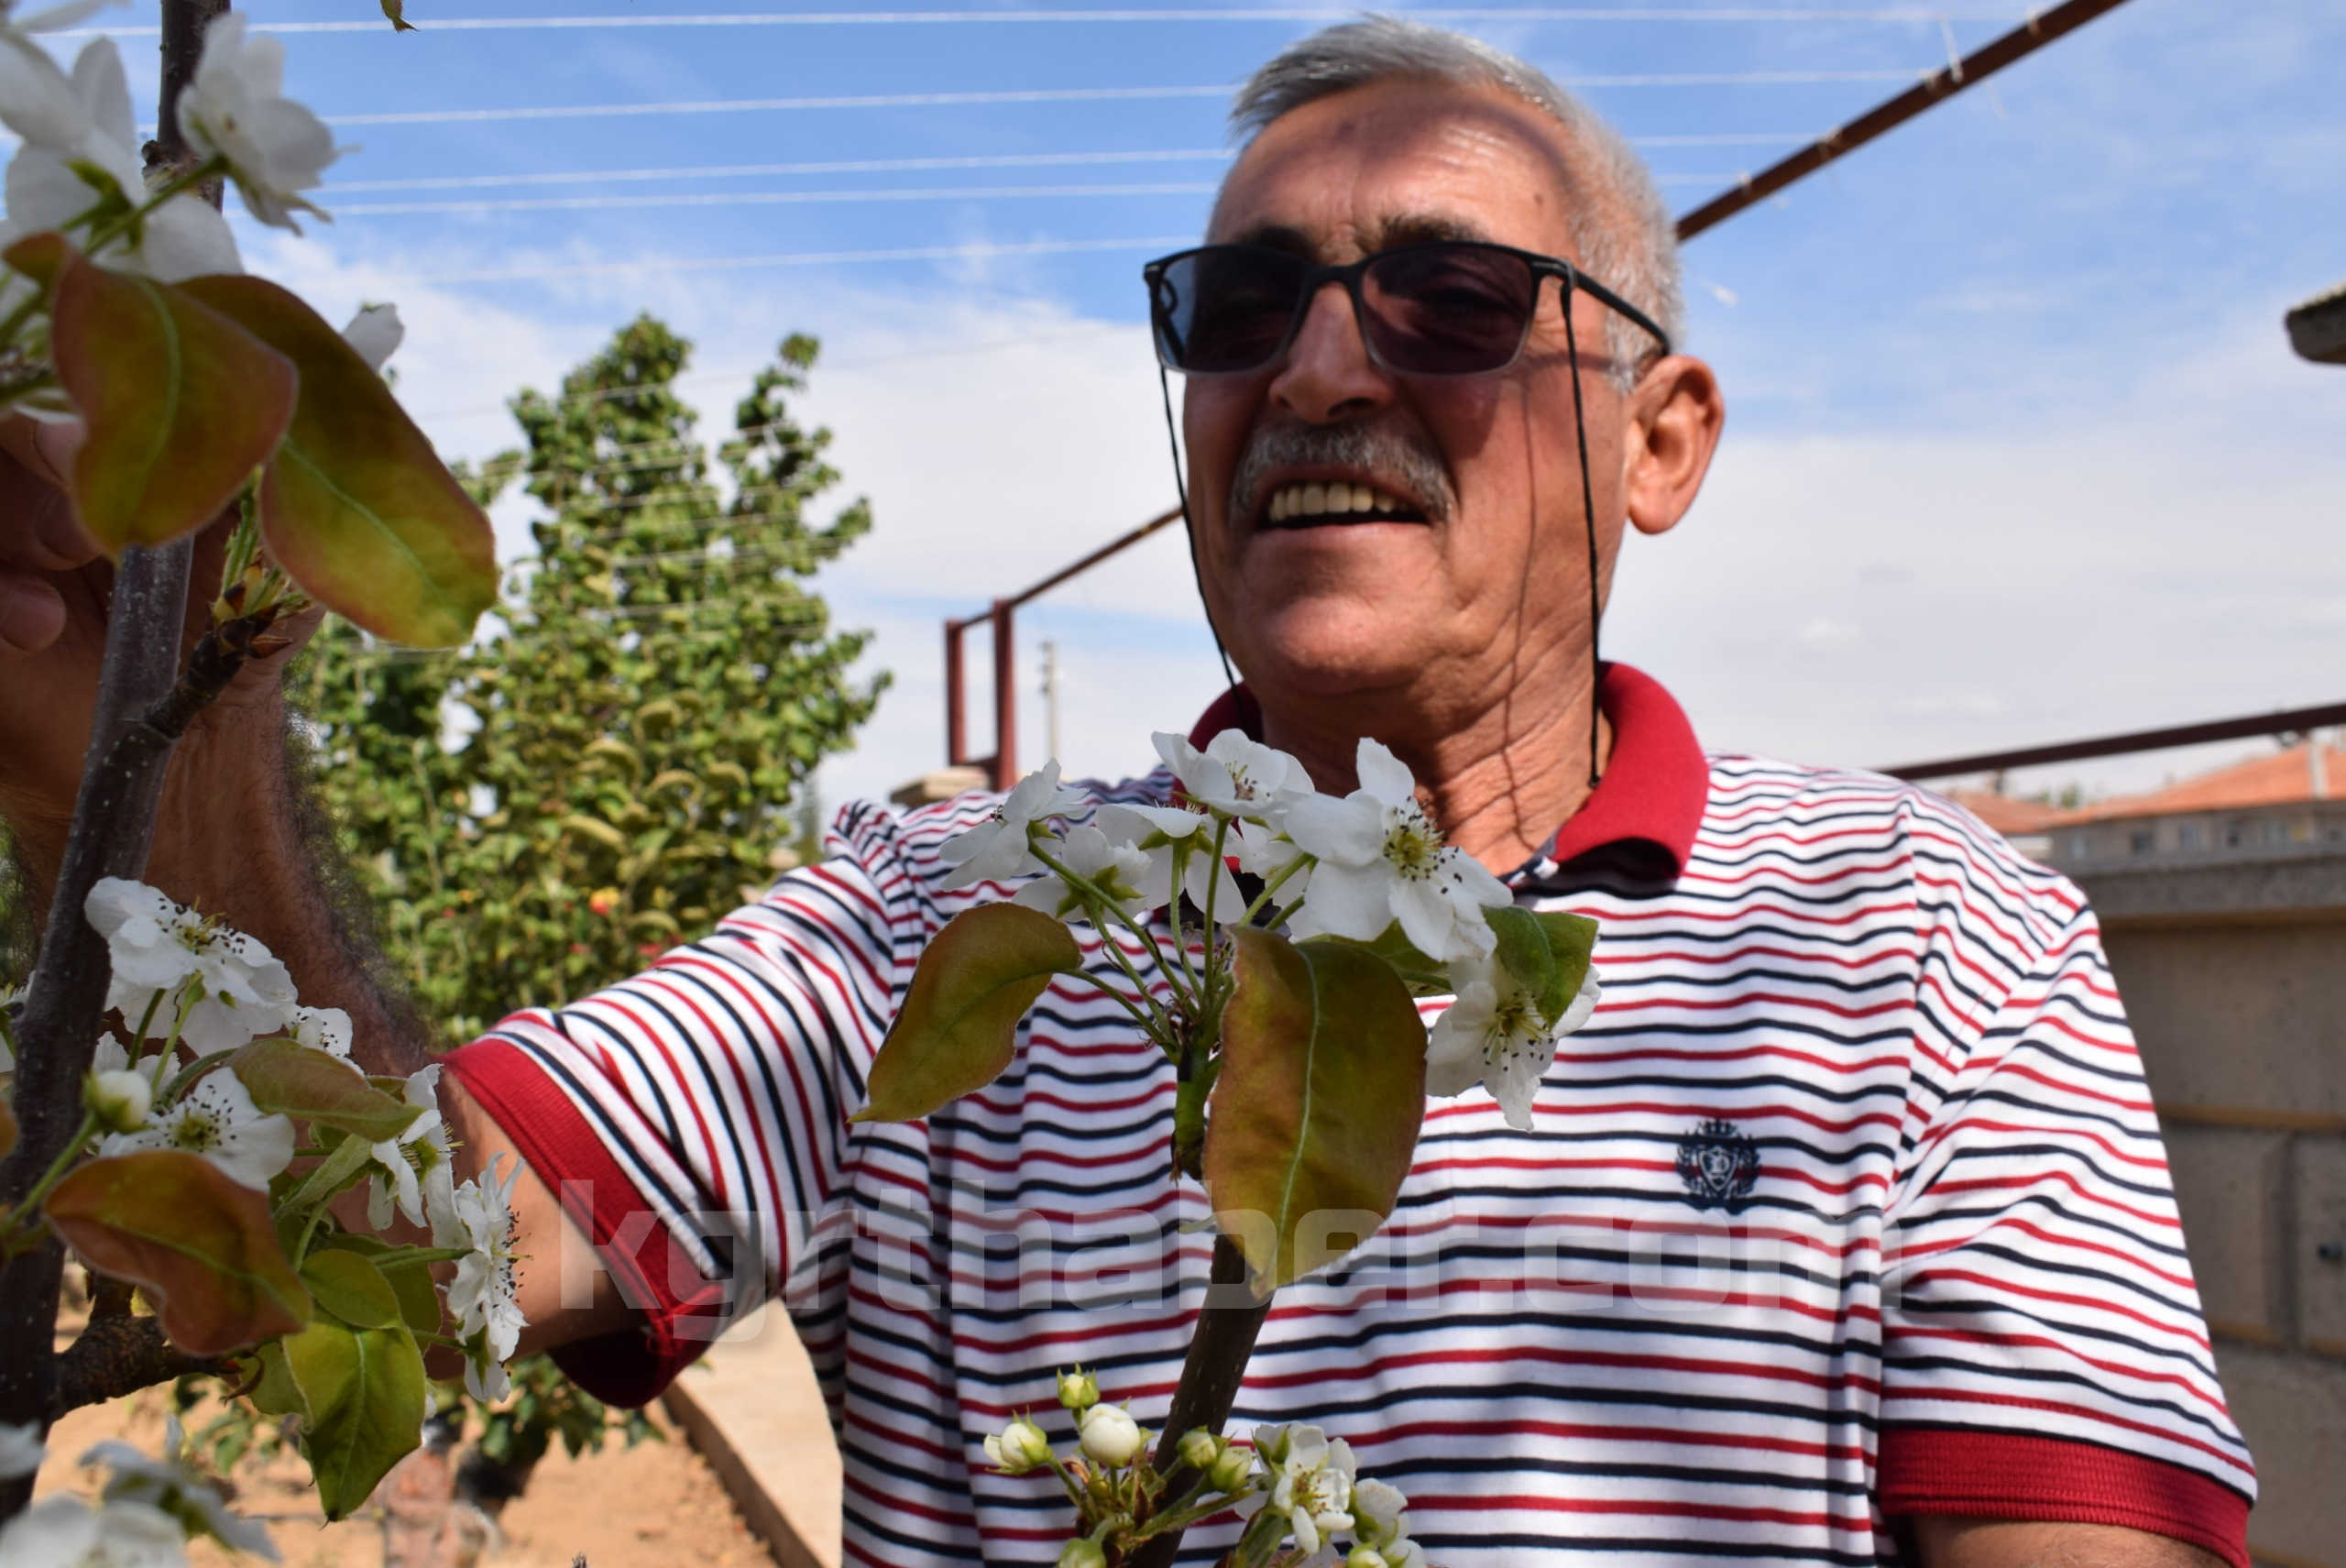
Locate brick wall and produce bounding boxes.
[2079,850,2346,1568]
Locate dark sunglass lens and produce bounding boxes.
[1155,249,1305,372]
[1363,246,1538,373]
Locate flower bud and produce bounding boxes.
[1207,1443,1255,1495]
[87,1069,152,1133]
[1056,1367,1099,1411]
[1077,1403,1143,1468]
[983,1415,1052,1474]
[1056,1540,1108,1568]
[1348,1549,1390,1568]
[1177,1427,1221,1471]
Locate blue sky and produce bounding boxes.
[68,0,2346,806]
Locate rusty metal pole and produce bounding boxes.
[944,620,967,767]
[990,601,1015,791]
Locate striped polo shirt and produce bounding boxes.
[444,663,2254,1567]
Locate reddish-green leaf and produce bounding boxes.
[233,1036,420,1142]
[45,1151,311,1354]
[1205,927,1429,1298]
[177,276,496,648]
[12,237,296,550]
[852,903,1082,1123]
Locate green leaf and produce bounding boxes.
[281,1131,379,1219]
[314,1234,443,1337]
[45,1151,311,1355]
[1528,909,1599,1028]
[1485,905,1560,1020]
[1302,922,1451,997]
[176,275,497,648]
[246,1342,308,1420]
[233,1036,421,1142]
[5,234,297,550]
[851,903,1081,1123]
[1204,927,1430,1298]
[281,1317,428,1519]
[300,1248,401,1330]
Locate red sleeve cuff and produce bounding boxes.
[443,1035,732,1407]
[1878,1427,2250,1568]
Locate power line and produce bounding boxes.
[60,7,2045,38]
[330,136,1800,195]
[410,234,1192,285]
[333,148,1234,192]
[254,71,1916,130]
[339,180,1218,217]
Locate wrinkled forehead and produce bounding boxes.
[1208,79,1588,263]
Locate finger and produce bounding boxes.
[0,570,66,654]
[0,437,97,572]
[0,411,80,489]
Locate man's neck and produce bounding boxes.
[1255,673,1613,873]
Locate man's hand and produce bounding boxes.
[0,414,313,873]
[1912,1518,2231,1567]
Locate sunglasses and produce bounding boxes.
[1144,239,1672,378]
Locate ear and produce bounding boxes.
[1618,354,1725,539]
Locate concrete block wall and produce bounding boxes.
[2083,850,2346,1568]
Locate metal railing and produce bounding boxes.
[1881,701,2346,782]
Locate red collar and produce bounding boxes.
[1185,662,1706,877]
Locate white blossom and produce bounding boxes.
[82,1415,276,1560]
[937,762,1087,892]
[99,1067,293,1190]
[0,1494,188,1567]
[362,1064,452,1235]
[1075,1402,1142,1468]
[1151,729,1311,820]
[0,38,239,285]
[290,1005,352,1058]
[1279,740,1507,962]
[339,302,401,373]
[446,1154,525,1368]
[1013,823,1155,924]
[84,880,296,1054]
[1233,1423,1356,1557]
[1095,803,1244,925]
[0,0,119,154]
[460,1336,510,1405]
[174,14,340,231]
[87,1068,150,1133]
[1348,1476,1427,1568]
[0,1419,42,1480]
[1424,959,1601,1130]
[982,1414,1051,1474]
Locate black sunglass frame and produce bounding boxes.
[1143,239,1672,378]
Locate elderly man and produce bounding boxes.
[0,17,2251,1568]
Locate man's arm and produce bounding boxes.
[1913,1518,2230,1568]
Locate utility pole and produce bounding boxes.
[1040,640,1061,765]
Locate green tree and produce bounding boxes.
[299,314,888,1045]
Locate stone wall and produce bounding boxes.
[2078,849,2346,1568]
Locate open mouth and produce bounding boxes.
[1257,479,1427,530]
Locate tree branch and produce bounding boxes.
[49,1311,224,1422]
[1127,1234,1273,1568]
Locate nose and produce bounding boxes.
[1265,280,1393,425]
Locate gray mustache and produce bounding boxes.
[1226,423,1455,525]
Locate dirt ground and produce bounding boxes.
[35,1381,774,1567]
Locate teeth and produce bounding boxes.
[1262,480,1411,522]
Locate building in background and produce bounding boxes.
[2044,737,2346,872]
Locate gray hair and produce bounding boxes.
[1229,14,1683,388]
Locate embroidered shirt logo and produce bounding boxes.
[1676,1118,1760,1212]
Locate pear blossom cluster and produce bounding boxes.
[0,3,397,422]
[941,730,1604,1129]
[0,876,531,1558]
[979,1370,1424,1568]
[0,1414,275,1565]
